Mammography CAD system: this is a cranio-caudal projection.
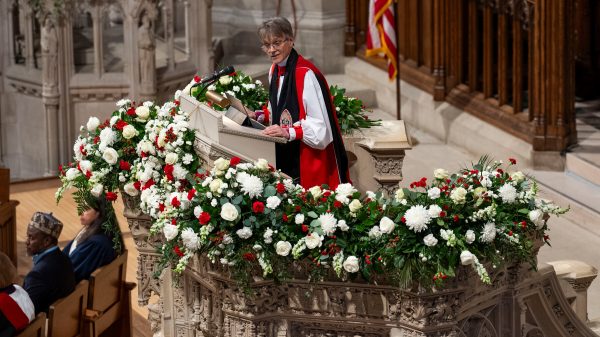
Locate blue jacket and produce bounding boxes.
[63,233,117,283]
[23,247,76,315]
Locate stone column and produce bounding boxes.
[41,15,60,176]
[91,7,103,76]
[191,0,213,74]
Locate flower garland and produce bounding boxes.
[56,99,158,251]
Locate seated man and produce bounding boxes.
[23,212,76,315]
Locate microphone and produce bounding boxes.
[197,66,235,85]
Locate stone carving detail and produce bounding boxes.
[138,10,156,93]
[41,16,59,97]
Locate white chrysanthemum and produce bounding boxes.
[480,222,497,243]
[498,183,517,203]
[222,234,233,245]
[116,98,131,107]
[181,228,200,250]
[465,230,476,244]
[99,128,116,146]
[266,196,281,209]
[427,187,441,199]
[335,183,357,204]
[238,173,264,198]
[319,213,338,235]
[423,234,438,247]
[79,160,92,173]
[404,205,431,232]
[182,153,194,165]
[428,204,442,218]
[236,227,253,239]
[172,164,188,180]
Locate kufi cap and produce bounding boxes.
[28,212,63,239]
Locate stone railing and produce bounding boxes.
[123,192,599,337]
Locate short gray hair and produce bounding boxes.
[258,17,294,41]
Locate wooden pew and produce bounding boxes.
[15,312,46,337]
[47,280,89,337]
[84,251,135,337]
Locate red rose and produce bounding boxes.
[164,164,174,181]
[276,183,285,194]
[115,119,128,130]
[229,156,241,167]
[174,245,184,257]
[301,224,309,232]
[171,196,181,208]
[252,201,265,213]
[105,191,118,201]
[143,179,155,190]
[439,211,446,217]
[282,214,288,222]
[187,188,196,201]
[126,107,136,116]
[333,201,342,208]
[159,203,165,212]
[134,181,141,190]
[199,212,211,225]
[119,160,131,171]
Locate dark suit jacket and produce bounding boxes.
[23,247,76,314]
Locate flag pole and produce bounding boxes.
[395,0,401,120]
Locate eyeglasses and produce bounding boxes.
[261,39,288,51]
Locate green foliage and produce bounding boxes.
[329,85,381,134]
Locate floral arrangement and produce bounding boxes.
[330,85,381,134]
[146,152,567,288]
[56,99,159,251]
[190,71,268,112]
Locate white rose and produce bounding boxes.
[236,226,253,239]
[460,251,475,265]
[427,187,441,200]
[305,233,323,249]
[255,158,269,171]
[91,184,104,197]
[348,199,362,213]
[193,206,203,218]
[135,106,150,120]
[343,256,360,273]
[434,168,449,180]
[102,148,119,165]
[394,188,405,202]
[163,224,179,241]
[219,75,232,85]
[275,241,292,256]
[220,203,238,221]
[210,179,223,193]
[124,182,139,196]
[368,226,382,239]
[511,171,526,183]
[428,205,443,218]
[65,168,81,181]
[165,153,179,165]
[465,230,476,244]
[379,216,395,234]
[266,196,281,209]
[528,209,545,229]
[295,213,305,224]
[450,187,467,204]
[309,186,322,199]
[338,220,349,231]
[86,117,100,131]
[423,234,438,247]
[122,125,138,139]
[213,158,230,171]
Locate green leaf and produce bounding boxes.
[307,211,318,219]
[264,185,276,197]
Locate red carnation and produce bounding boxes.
[134,181,141,190]
[509,158,517,165]
[171,196,181,208]
[193,75,201,83]
[301,224,309,232]
[119,160,131,171]
[276,183,285,194]
[115,119,128,130]
[126,106,136,116]
[105,191,118,201]
[164,164,174,181]
[282,214,289,222]
[199,212,211,225]
[333,201,342,208]
[187,188,196,201]
[323,191,331,197]
[93,136,100,144]
[85,171,92,179]
[242,252,256,261]
[174,245,184,257]
[439,211,446,218]
[159,203,165,212]
[143,179,155,190]
[252,201,265,214]
[230,156,241,167]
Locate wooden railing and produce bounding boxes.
[345,0,577,152]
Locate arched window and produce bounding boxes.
[102,3,124,73]
[72,5,94,73]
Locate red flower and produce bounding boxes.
[115,119,128,130]
[439,211,446,217]
[295,205,301,212]
[508,230,513,236]
[143,179,155,190]
[333,201,342,208]
[229,156,241,167]
[174,245,184,257]
[242,252,256,261]
[119,160,131,171]
[252,201,265,213]
[164,164,174,181]
[282,214,289,222]
[85,171,92,179]
[268,164,275,172]
[453,215,459,222]
[199,212,211,225]
[323,191,331,197]
[193,75,201,83]
[400,216,406,223]
[276,183,286,194]
[509,158,517,165]
[105,191,118,201]
[159,203,165,212]
[126,106,136,116]
[301,224,309,232]
[187,188,196,201]
[134,181,141,190]
[171,196,181,208]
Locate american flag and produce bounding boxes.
[366,0,398,80]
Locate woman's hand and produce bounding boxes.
[262,124,289,139]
